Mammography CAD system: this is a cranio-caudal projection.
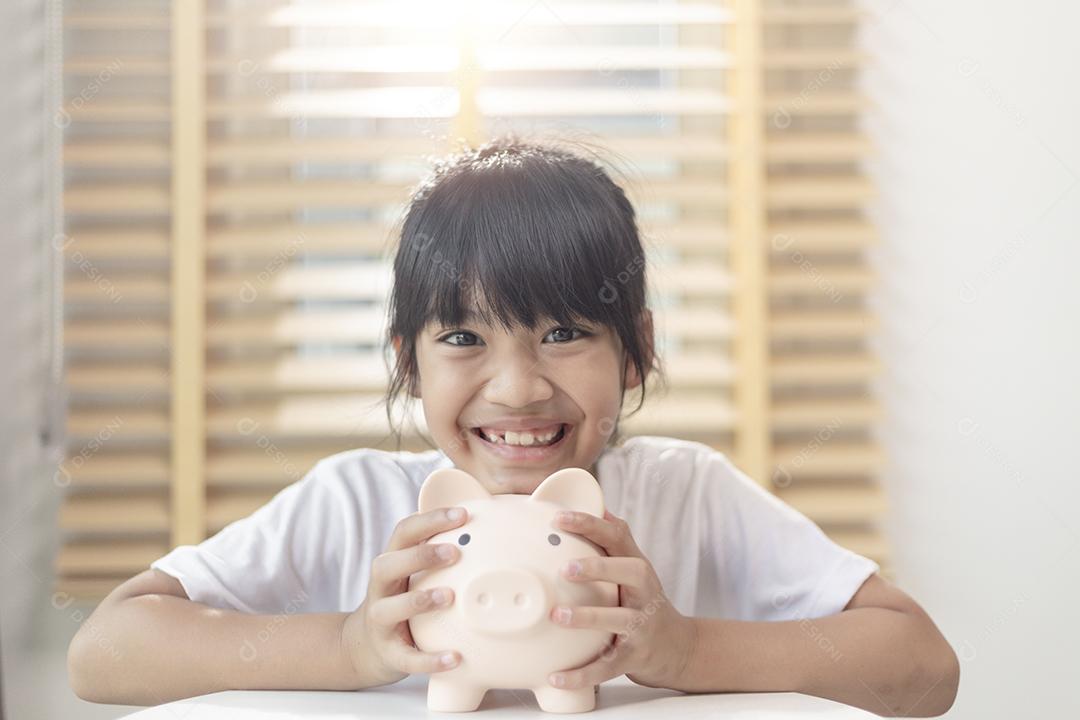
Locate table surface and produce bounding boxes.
[122,673,876,719]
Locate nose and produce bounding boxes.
[462,568,550,635]
[482,355,554,407]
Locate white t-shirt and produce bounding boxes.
[150,436,878,621]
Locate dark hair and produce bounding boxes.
[383,136,663,447]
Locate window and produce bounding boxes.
[56,0,885,599]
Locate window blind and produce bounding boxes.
[57,0,175,599]
[763,2,885,568]
[56,0,887,600]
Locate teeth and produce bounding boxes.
[481,426,561,446]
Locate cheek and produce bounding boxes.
[554,365,622,452]
[425,409,475,468]
[415,352,475,435]
[419,348,481,384]
[420,386,469,435]
[561,351,624,408]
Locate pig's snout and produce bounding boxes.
[462,568,550,635]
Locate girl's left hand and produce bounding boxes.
[547,509,698,691]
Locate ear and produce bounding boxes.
[530,468,604,517]
[623,309,654,391]
[418,468,491,513]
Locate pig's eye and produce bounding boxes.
[457,533,471,546]
[548,533,561,546]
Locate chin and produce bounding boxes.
[483,469,550,496]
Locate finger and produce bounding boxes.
[387,506,469,552]
[384,643,462,676]
[368,587,455,628]
[550,604,639,635]
[562,556,651,589]
[553,510,640,557]
[370,542,460,599]
[549,643,626,690]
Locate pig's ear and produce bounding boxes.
[418,468,491,513]
[530,468,604,517]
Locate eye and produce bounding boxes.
[543,326,588,344]
[440,330,482,347]
[458,533,471,546]
[548,533,561,546]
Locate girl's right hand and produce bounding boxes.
[341,505,468,688]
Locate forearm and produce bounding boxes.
[68,593,368,705]
[676,609,959,717]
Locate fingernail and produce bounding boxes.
[436,544,456,560]
[553,606,572,624]
[565,560,581,577]
[557,511,576,524]
[440,652,457,667]
[550,673,565,687]
[447,507,465,522]
[431,588,448,604]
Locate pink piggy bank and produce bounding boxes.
[408,467,619,713]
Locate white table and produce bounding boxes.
[122,673,876,718]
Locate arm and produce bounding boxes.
[67,568,366,705]
[68,503,470,706]
[677,574,960,717]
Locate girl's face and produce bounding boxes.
[400,313,646,495]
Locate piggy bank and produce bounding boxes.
[408,467,619,713]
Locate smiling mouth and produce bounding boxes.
[471,423,569,448]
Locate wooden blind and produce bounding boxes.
[57,0,175,599]
[762,2,886,570]
[56,0,886,600]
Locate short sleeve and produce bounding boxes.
[700,450,879,621]
[150,460,344,614]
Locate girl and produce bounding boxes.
[69,138,958,715]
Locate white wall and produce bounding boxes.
[0,0,65,653]
[860,1,1080,716]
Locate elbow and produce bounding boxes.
[67,609,124,704]
[901,632,960,717]
[67,629,101,703]
[67,570,187,705]
[925,638,960,716]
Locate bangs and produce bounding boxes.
[393,142,645,335]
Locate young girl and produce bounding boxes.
[69,138,958,715]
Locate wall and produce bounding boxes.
[861,1,1080,716]
[0,0,65,653]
